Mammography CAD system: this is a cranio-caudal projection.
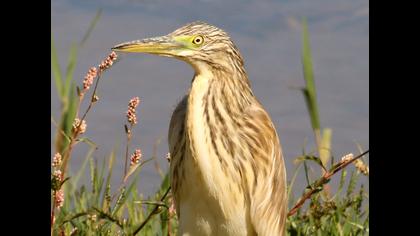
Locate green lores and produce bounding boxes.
[112,35,205,55]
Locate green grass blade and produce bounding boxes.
[346,170,359,197]
[63,43,78,98]
[123,158,153,182]
[57,83,78,152]
[75,139,96,151]
[287,163,303,203]
[320,128,332,167]
[102,148,116,210]
[80,9,102,47]
[329,169,347,201]
[111,187,127,217]
[94,158,106,205]
[89,156,96,193]
[301,17,320,131]
[70,147,95,192]
[338,169,347,195]
[303,161,311,188]
[51,33,63,99]
[294,155,324,169]
[126,176,141,198]
[158,172,170,193]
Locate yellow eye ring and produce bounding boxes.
[192,35,204,45]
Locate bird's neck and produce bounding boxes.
[189,62,254,112]
[186,66,253,178]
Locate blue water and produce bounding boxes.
[51,0,369,199]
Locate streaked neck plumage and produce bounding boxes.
[185,58,254,188]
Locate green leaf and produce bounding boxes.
[59,83,78,152]
[287,163,303,202]
[319,128,332,167]
[346,220,367,231]
[158,172,170,194]
[111,187,126,216]
[338,169,347,195]
[69,147,93,194]
[51,33,63,99]
[134,200,169,209]
[294,155,326,172]
[123,158,153,183]
[59,177,71,189]
[59,211,90,226]
[301,17,320,130]
[63,43,78,98]
[51,116,72,144]
[329,169,347,202]
[93,207,123,228]
[89,156,96,193]
[80,9,102,47]
[303,160,311,187]
[102,148,116,211]
[103,183,112,213]
[123,163,141,183]
[346,170,359,197]
[76,137,97,148]
[94,158,106,204]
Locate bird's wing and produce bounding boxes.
[241,102,287,236]
[168,95,188,216]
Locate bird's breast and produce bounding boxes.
[177,75,249,235]
[185,75,220,196]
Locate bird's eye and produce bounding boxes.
[192,35,204,45]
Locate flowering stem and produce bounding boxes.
[55,70,104,236]
[75,93,85,119]
[52,52,117,236]
[61,51,115,174]
[287,150,369,217]
[51,198,56,235]
[123,97,140,180]
[61,73,102,175]
[79,72,102,123]
[124,124,133,178]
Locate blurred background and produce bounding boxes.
[51,0,368,198]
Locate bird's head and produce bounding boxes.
[112,21,245,75]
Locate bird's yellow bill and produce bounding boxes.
[112,37,181,55]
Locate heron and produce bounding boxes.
[113,21,287,236]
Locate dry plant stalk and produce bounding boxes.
[287,150,369,217]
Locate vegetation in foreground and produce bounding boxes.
[51,12,369,236]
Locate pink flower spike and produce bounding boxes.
[82,67,97,91]
[99,51,118,72]
[130,149,142,166]
[55,189,64,208]
[126,97,141,125]
[53,170,63,182]
[52,153,62,168]
[72,118,87,135]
